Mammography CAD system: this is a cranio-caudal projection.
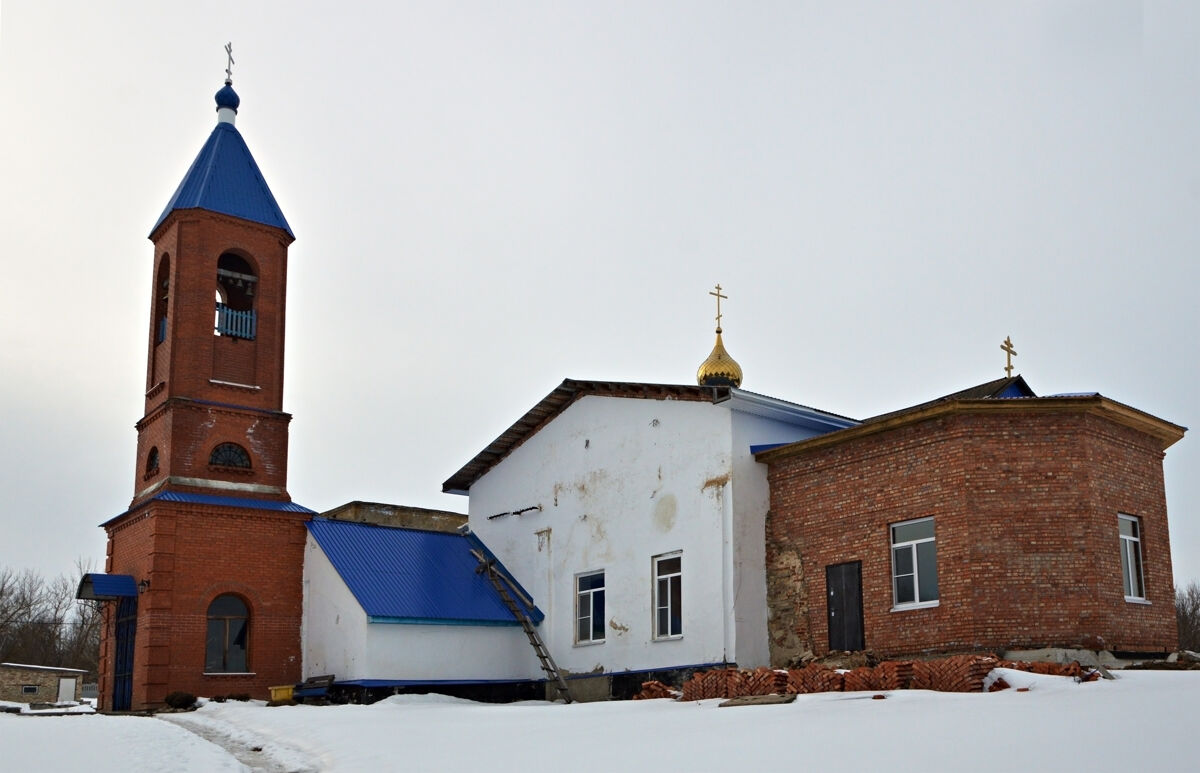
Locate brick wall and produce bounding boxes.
[134,401,292,500]
[0,665,84,703]
[101,501,308,710]
[764,403,1179,663]
[145,212,290,415]
[134,211,293,499]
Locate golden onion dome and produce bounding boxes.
[697,327,743,387]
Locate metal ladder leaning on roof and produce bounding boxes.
[470,548,573,703]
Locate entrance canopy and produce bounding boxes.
[76,573,137,601]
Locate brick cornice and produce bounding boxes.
[150,208,294,247]
[136,396,293,429]
[756,396,1186,463]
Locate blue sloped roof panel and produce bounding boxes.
[77,573,137,600]
[307,518,543,625]
[151,122,293,238]
[151,491,315,512]
[102,491,315,526]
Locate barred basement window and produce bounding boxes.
[21,685,37,695]
[209,442,251,468]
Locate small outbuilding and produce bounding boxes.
[302,516,546,698]
[0,663,88,704]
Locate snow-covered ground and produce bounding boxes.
[3,669,1197,772]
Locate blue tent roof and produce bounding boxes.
[151,120,293,238]
[307,518,543,626]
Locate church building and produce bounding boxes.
[80,67,1186,710]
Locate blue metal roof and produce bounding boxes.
[307,518,543,626]
[102,491,315,526]
[76,573,137,600]
[152,491,315,512]
[151,120,293,238]
[337,677,542,688]
[749,442,789,455]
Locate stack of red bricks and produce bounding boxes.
[631,680,678,700]
[909,654,998,692]
[644,654,1025,701]
[996,660,1083,678]
[676,667,789,701]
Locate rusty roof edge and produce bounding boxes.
[755,395,1186,464]
[441,379,731,495]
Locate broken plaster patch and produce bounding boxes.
[653,494,677,532]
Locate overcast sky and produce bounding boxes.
[2,2,1198,589]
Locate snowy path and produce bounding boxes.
[159,711,320,773]
[6,672,1200,772]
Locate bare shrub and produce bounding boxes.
[1177,582,1200,652]
[0,559,101,677]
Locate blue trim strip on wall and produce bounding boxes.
[366,615,521,627]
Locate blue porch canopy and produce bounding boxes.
[76,573,138,601]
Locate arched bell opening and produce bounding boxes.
[214,252,258,339]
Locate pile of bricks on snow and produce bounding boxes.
[634,654,1095,701]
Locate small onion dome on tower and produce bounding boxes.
[215,80,240,124]
[696,283,743,388]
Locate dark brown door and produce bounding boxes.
[826,561,864,652]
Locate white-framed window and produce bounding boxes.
[653,552,682,639]
[891,517,938,608]
[21,685,37,695]
[576,571,605,644]
[1119,514,1146,601]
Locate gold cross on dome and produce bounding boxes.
[225,42,235,82]
[709,284,728,331]
[1001,336,1017,377]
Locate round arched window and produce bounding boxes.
[145,447,160,476]
[205,594,249,673]
[209,443,251,468]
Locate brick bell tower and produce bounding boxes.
[88,65,313,711]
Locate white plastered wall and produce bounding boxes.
[727,408,830,666]
[468,395,734,673]
[466,393,844,675]
[302,534,369,679]
[363,624,539,681]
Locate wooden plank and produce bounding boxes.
[718,693,796,708]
